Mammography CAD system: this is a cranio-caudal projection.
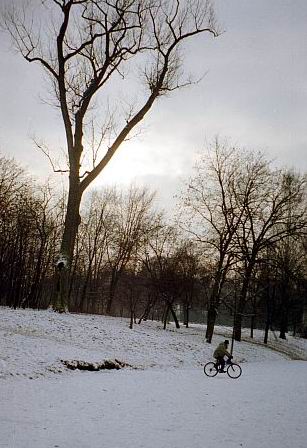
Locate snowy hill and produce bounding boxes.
[1,307,306,380]
[1,307,307,448]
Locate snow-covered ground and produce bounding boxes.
[1,307,307,448]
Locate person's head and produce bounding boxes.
[224,340,229,347]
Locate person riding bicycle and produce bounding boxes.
[213,340,232,372]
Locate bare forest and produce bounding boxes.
[1,141,307,343]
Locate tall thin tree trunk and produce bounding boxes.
[169,304,180,329]
[250,315,255,339]
[163,304,170,330]
[279,280,289,340]
[233,267,253,341]
[233,309,243,342]
[206,305,218,343]
[185,303,190,329]
[264,316,270,344]
[79,263,93,312]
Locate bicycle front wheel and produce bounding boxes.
[204,362,218,377]
[227,363,242,379]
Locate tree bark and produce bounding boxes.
[206,305,218,343]
[233,310,243,342]
[53,175,82,312]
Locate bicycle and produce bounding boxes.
[204,358,242,379]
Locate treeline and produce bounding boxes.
[1,143,307,341]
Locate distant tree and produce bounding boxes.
[0,156,60,309]
[273,235,306,339]
[22,185,60,309]
[1,0,220,310]
[177,242,200,328]
[118,267,146,329]
[233,163,306,341]
[70,189,113,313]
[180,141,244,342]
[143,224,184,329]
[257,250,277,345]
[104,185,155,314]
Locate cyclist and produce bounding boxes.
[213,339,232,372]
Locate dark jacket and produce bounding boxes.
[213,342,231,358]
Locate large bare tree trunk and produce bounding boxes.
[206,305,218,343]
[54,176,82,311]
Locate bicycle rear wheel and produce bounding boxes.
[227,363,242,379]
[204,362,218,377]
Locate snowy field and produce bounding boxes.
[1,307,307,448]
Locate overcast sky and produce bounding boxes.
[0,0,306,209]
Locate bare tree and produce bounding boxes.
[233,161,307,341]
[117,267,146,328]
[72,189,113,312]
[176,241,200,328]
[142,223,183,329]
[180,142,307,342]
[105,185,155,314]
[180,141,244,342]
[1,0,220,310]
